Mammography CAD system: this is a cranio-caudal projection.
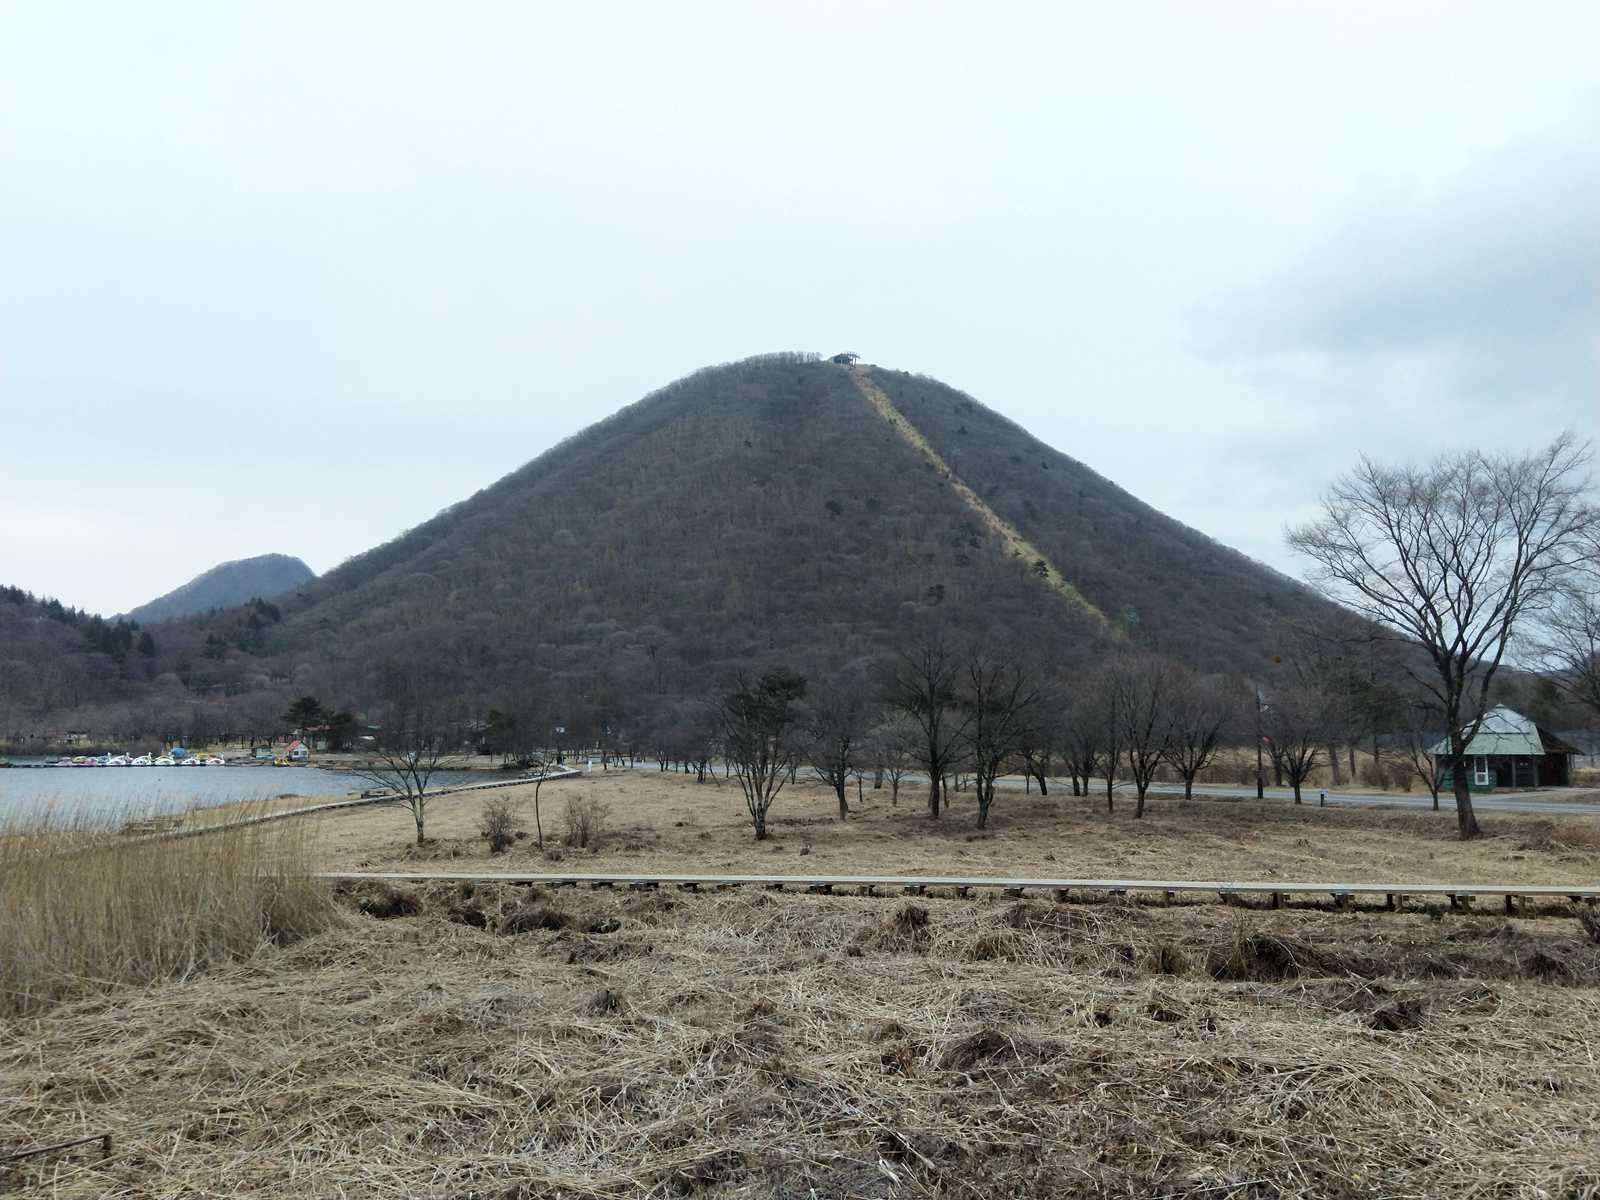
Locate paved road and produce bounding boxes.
[1139,781,1600,817]
[888,771,1600,817]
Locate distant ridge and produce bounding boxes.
[122,554,315,625]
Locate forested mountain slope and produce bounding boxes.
[4,354,1337,738]
[250,354,1325,705]
[261,355,1106,709]
[0,587,151,732]
[861,366,1315,666]
[122,554,315,625]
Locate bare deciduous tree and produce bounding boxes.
[1262,683,1334,804]
[961,650,1042,829]
[1392,695,1445,810]
[869,714,918,807]
[718,668,807,840]
[805,677,875,821]
[1106,653,1178,818]
[1537,556,1600,721]
[1288,435,1597,838]
[1083,671,1124,813]
[884,640,972,820]
[1164,670,1235,799]
[1017,676,1063,795]
[1058,697,1101,799]
[351,666,464,846]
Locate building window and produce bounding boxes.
[1474,756,1491,786]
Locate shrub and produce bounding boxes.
[480,795,519,853]
[563,796,611,848]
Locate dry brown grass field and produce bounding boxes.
[6,770,1600,1198]
[312,768,1600,889]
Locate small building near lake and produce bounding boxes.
[1428,706,1579,792]
[285,739,311,763]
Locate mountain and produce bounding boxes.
[5,354,1340,740]
[233,355,1324,704]
[122,554,315,625]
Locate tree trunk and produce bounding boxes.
[1327,746,1341,786]
[1134,787,1146,818]
[836,781,849,821]
[891,778,899,806]
[414,807,426,845]
[1292,779,1302,804]
[1450,751,1481,838]
[976,796,990,829]
[1104,774,1115,814]
[753,812,767,840]
[1183,775,1194,799]
[927,776,940,819]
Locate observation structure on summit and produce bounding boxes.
[828,351,860,365]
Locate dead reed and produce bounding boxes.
[0,805,335,1019]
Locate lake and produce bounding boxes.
[0,762,489,824]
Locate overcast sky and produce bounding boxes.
[3,2,1596,615]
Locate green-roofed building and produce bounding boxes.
[1429,706,1580,792]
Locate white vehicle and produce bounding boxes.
[154,756,176,767]
[131,755,153,766]
[202,756,226,766]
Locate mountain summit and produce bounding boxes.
[123,553,315,625]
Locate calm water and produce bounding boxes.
[0,762,487,823]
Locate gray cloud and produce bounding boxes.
[1197,106,1600,409]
